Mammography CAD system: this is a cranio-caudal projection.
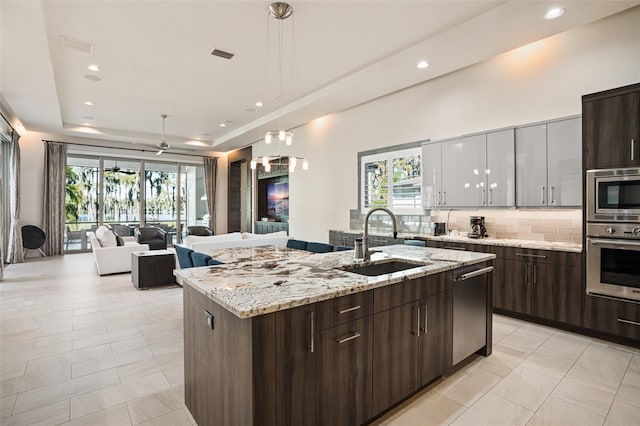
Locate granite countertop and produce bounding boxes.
[333,230,582,253]
[176,245,495,319]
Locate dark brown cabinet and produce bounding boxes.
[274,305,316,426]
[316,317,373,426]
[492,249,582,327]
[583,84,640,169]
[372,274,453,416]
[583,295,640,340]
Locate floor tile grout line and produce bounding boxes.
[602,350,635,422]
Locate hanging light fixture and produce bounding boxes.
[250,2,308,172]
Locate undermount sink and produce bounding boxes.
[339,259,430,277]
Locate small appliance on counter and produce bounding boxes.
[433,222,447,236]
[469,216,487,239]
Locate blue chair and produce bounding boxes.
[191,252,213,267]
[336,246,353,251]
[287,239,308,250]
[208,258,225,266]
[175,245,194,269]
[404,239,426,247]
[307,242,334,253]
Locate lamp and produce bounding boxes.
[251,2,308,172]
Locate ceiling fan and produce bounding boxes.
[104,160,136,175]
[156,114,169,155]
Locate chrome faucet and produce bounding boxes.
[363,207,398,261]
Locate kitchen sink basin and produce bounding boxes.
[339,259,430,277]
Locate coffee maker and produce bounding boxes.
[469,216,487,239]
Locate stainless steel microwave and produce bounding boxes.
[586,167,640,222]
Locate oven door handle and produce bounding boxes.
[590,239,640,248]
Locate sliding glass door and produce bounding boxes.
[103,158,141,238]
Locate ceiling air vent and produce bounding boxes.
[61,36,93,55]
[211,49,234,60]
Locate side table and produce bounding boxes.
[132,250,176,289]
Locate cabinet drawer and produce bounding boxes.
[502,248,581,267]
[316,291,373,331]
[584,295,640,340]
[374,273,450,312]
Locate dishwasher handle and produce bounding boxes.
[454,266,494,282]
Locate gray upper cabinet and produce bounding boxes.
[547,117,582,206]
[486,129,515,207]
[516,124,548,207]
[516,117,582,207]
[442,134,486,207]
[421,143,442,209]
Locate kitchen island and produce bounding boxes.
[177,245,495,426]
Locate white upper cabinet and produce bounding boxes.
[547,117,582,206]
[441,134,486,207]
[421,143,442,209]
[486,129,515,207]
[516,124,548,207]
[516,117,582,207]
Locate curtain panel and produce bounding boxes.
[42,141,67,256]
[6,131,23,263]
[203,157,217,234]
[0,172,3,280]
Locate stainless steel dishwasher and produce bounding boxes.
[452,263,494,365]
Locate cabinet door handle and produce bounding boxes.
[617,318,640,327]
[308,311,315,353]
[632,139,636,162]
[436,191,440,206]
[533,264,537,284]
[516,253,547,259]
[415,306,421,338]
[549,186,555,205]
[523,263,528,284]
[489,188,493,205]
[443,192,447,205]
[541,186,546,204]
[336,332,361,344]
[444,246,466,251]
[337,305,361,314]
[482,188,486,205]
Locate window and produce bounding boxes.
[361,146,422,213]
[65,153,206,251]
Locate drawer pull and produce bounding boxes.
[444,246,466,251]
[309,311,315,353]
[516,253,547,259]
[337,305,361,314]
[617,318,640,327]
[336,332,361,344]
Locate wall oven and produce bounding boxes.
[586,223,640,302]
[587,167,640,222]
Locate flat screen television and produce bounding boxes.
[266,181,289,220]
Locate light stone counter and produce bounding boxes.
[332,229,582,253]
[176,244,495,319]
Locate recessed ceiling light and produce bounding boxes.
[87,64,100,72]
[545,7,565,20]
[84,74,101,82]
[417,60,429,69]
[219,123,226,127]
[84,101,94,106]
[255,101,263,107]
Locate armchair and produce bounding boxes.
[187,226,213,236]
[135,227,168,250]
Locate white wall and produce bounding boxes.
[253,7,640,242]
[17,132,228,236]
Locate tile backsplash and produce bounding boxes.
[350,209,583,244]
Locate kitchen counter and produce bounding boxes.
[175,244,495,319]
[331,229,582,253]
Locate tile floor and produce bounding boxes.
[1,254,639,425]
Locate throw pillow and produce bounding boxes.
[95,225,117,247]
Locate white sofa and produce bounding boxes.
[88,232,150,275]
[184,231,289,253]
